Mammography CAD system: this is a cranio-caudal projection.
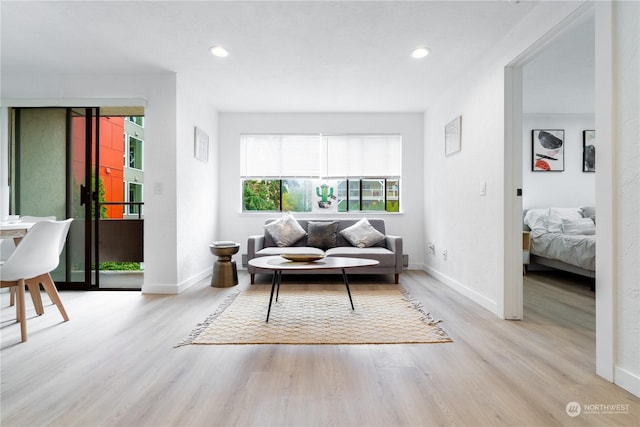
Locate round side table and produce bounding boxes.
[209,242,240,288]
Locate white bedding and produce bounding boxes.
[531,232,596,271]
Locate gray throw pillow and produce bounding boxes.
[307,221,339,250]
[340,218,385,248]
[264,212,306,247]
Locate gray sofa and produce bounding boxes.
[247,218,403,284]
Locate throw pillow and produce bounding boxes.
[547,207,583,233]
[307,221,339,250]
[264,212,306,247]
[340,218,385,248]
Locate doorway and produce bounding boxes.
[7,107,145,290]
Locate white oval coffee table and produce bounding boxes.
[248,255,379,322]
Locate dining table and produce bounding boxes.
[0,221,36,242]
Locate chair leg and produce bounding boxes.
[16,279,27,342]
[25,280,45,315]
[37,273,69,322]
[10,283,44,315]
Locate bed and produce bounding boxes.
[524,206,596,279]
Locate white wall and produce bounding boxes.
[423,1,588,315]
[613,0,639,397]
[522,113,595,210]
[0,72,180,294]
[175,75,219,290]
[217,112,424,269]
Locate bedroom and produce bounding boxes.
[521,11,596,291]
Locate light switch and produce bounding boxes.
[154,182,163,195]
[480,181,487,196]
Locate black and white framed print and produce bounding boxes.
[532,129,564,172]
[583,130,595,172]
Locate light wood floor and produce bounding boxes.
[1,270,638,426]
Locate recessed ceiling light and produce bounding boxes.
[209,46,229,58]
[411,47,430,59]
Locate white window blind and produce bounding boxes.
[325,135,402,177]
[241,135,322,177]
[241,134,401,178]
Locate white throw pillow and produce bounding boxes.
[562,218,596,235]
[264,212,306,247]
[547,207,583,233]
[340,218,385,248]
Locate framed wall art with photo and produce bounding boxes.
[531,129,564,172]
[194,126,209,163]
[583,130,595,172]
[445,115,461,156]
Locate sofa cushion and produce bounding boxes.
[339,218,385,248]
[307,221,339,250]
[325,247,396,267]
[264,212,306,247]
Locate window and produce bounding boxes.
[127,135,143,170]
[241,134,401,213]
[128,182,143,216]
[126,116,144,127]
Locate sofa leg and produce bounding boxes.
[251,274,255,285]
[394,274,399,284]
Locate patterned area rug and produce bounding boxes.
[176,285,452,346]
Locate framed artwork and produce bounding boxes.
[194,126,209,162]
[445,115,462,156]
[583,130,595,172]
[531,129,564,171]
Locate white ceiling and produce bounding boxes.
[1,0,591,113]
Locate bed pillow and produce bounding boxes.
[524,208,550,234]
[581,206,596,223]
[340,218,385,248]
[264,212,306,247]
[547,207,583,233]
[562,217,596,235]
[307,221,339,250]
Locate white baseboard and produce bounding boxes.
[423,265,498,315]
[142,267,212,294]
[615,366,640,397]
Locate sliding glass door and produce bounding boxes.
[9,107,144,290]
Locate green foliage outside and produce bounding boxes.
[282,180,312,212]
[243,180,280,211]
[72,174,108,219]
[98,262,141,271]
[94,174,108,218]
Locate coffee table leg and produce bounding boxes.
[341,268,355,310]
[266,270,279,322]
[275,270,281,302]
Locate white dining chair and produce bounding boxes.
[4,216,56,314]
[0,219,72,342]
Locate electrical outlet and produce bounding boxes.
[442,249,447,260]
[428,243,435,255]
